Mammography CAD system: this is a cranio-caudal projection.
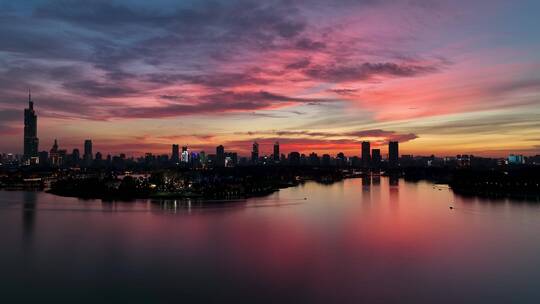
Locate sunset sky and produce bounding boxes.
[0,0,539,157]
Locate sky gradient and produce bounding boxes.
[1,0,539,157]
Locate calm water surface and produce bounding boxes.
[1,177,540,303]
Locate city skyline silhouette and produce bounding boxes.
[0,1,539,157]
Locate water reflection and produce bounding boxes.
[362,175,371,186]
[361,175,371,192]
[372,175,380,186]
[3,177,540,303]
[454,191,540,204]
[156,198,251,213]
[22,191,36,243]
[389,175,399,187]
[158,199,195,213]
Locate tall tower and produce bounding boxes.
[251,142,259,164]
[388,141,399,168]
[49,139,60,166]
[181,146,189,163]
[371,149,381,168]
[273,141,280,162]
[216,145,225,167]
[84,139,93,163]
[23,89,39,159]
[171,144,180,163]
[361,141,371,168]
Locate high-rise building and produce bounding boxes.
[199,151,207,166]
[181,146,189,163]
[309,152,320,166]
[38,151,48,166]
[321,154,331,166]
[84,140,93,162]
[388,141,399,168]
[371,149,381,168]
[58,149,67,165]
[95,152,103,161]
[189,152,200,166]
[50,139,58,153]
[171,144,180,163]
[508,154,525,165]
[273,142,280,162]
[72,148,80,164]
[216,145,225,167]
[23,90,39,159]
[49,139,61,166]
[288,152,300,165]
[336,152,346,167]
[251,142,259,164]
[361,141,371,168]
[225,152,238,167]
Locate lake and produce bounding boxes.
[1,176,540,303]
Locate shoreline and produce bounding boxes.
[4,168,540,203]
[44,179,309,202]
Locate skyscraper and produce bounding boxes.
[199,151,207,166]
[225,152,238,167]
[72,148,80,164]
[389,141,399,168]
[273,141,280,162]
[371,149,381,168]
[84,139,93,163]
[309,152,319,166]
[216,145,225,167]
[288,152,300,165]
[23,90,39,159]
[49,139,61,166]
[361,141,371,168]
[336,152,346,167]
[251,142,259,164]
[181,146,189,163]
[171,144,179,163]
[321,154,331,166]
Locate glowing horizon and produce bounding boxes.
[1,0,539,157]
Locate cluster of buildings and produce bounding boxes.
[18,94,96,168]
[1,95,539,170]
[9,96,402,169]
[162,140,399,169]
